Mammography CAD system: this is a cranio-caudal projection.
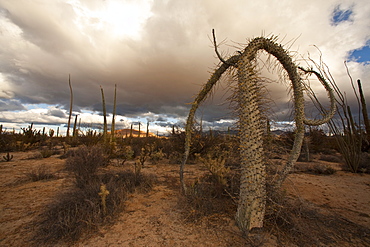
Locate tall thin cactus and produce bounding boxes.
[182,30,336,233]
[67,74,73,137]
[73,114,79,137]
[138,122,141,138]
[100,86,108,142]
[146,121,150,138]
[358,79,370,143]
[111,84,117,142]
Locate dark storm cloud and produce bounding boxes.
[0,0,369,130]
[0,99,26,111]
[46,107,66,118]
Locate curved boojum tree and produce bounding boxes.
[181,30,336,233]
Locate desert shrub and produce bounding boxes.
[319,154,341,163]
[196,153,230,186]
[32,181,104,245]
[26,165,57,182]
[149,149,164,164]
[168,151,183,164]
[181,168,240,222]
[181,179,237,222]
[161,131,185,157]
[39,148,54,158]
[32,171,156,246]
[264,190,370,246]
[358,152,370,173]
[310,164,336,175]
[75,132,103,147]
[308,128,329,153]
[113,145,134,166]
[294,163,337,175]
[65,145,110,188]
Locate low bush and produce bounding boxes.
[319,154,341,163]
[358,152,370,173]
[26,165,57,182]
[180,169,240,222]
[65,145,110,188]
[39,148,54,158]
[311,164,336,175]
[32,171,156,246]
[265,190,370,246]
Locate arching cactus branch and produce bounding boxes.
[299,67,337,126]
[181,53,240,192]
[182,33,336,233]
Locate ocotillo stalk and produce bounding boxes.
[146,121,150,138]
[111,84,117,142]
[138,122,141,138]
[67,74,73,137]
[73,114,79,137]
[100,86,108,142]
[358,79,370,142]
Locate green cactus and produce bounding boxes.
[181,30,336,233]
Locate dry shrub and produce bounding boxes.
[358,152,370,173]
[39,148,54,158]
[293,163,337,175]
[26,165,57,182]
[310,164,336,175]
[33,182,102,245]
[265,190,370,246]
[31,171,156,246]
[168,151,182,164]
[180,171,239,222]
[65,144,110,188]
[319,154,341,163]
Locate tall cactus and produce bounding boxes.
[100,86,108,142]
[182,31,336,233]
[67,74,73,137]
[111,84,117,142]
[357,79,370,143]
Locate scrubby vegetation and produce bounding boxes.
[0,122,369,246]
[31,144,157,246]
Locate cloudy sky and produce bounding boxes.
[0,0,369,135]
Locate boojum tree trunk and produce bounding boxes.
[181,32,336,234]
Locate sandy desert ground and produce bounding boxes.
[1,149,370,246]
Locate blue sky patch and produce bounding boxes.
[349,43,370,63]
[331,6,353,25]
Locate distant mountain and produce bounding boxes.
[112,129,156,138]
